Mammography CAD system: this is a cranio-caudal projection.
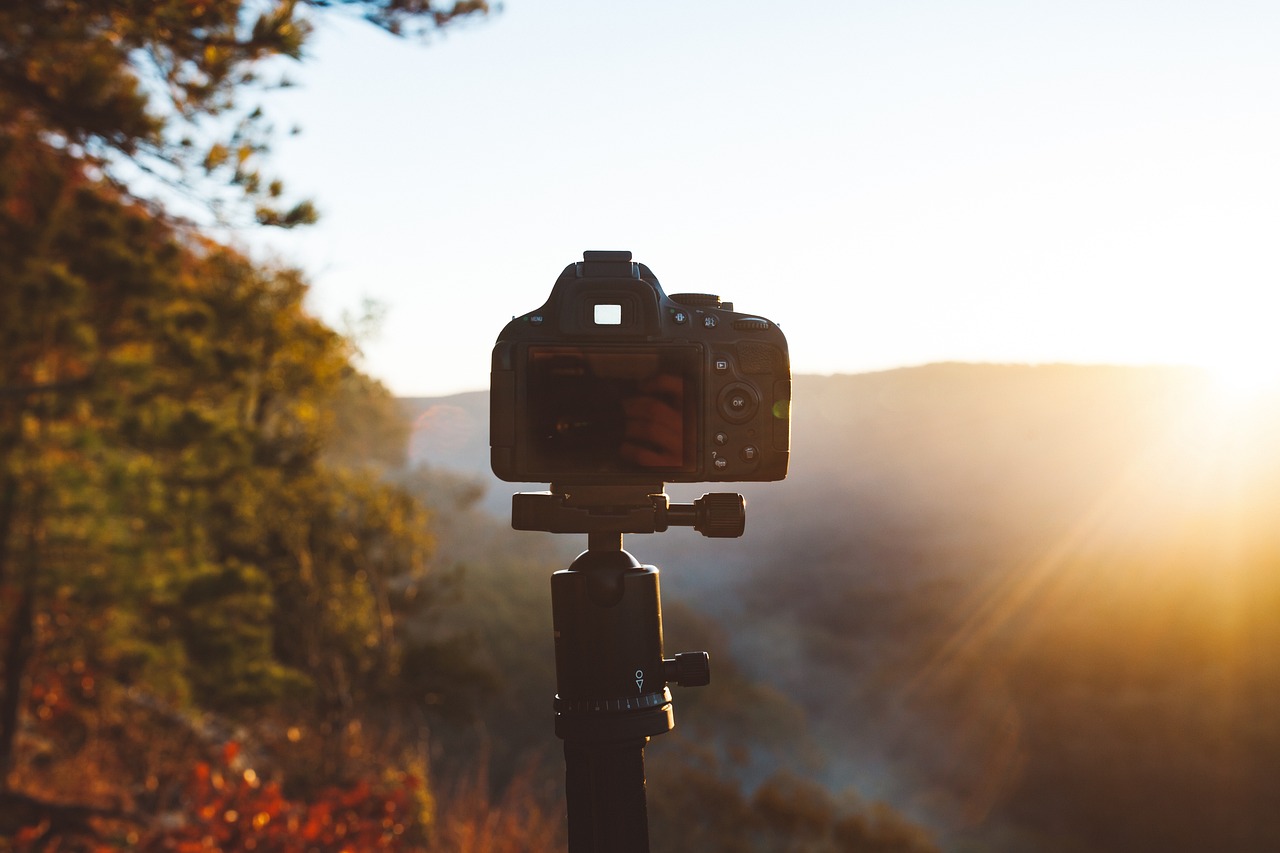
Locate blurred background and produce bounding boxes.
[2,1,1278,850]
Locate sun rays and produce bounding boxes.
[892,376,1280,825]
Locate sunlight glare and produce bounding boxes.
[1204,353,1280,403]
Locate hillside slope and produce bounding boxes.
[402,365,1280,851]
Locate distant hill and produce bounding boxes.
[398,363,1253,589]
[400,365,1280,851]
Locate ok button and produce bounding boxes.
[718,383,758,424]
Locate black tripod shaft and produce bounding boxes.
[564,738,651,853]
[552,542,671,853]
[534,496,721,853]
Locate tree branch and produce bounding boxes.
[0,371,97,399]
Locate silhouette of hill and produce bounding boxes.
[401,364,1280,851]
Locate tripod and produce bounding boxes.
[511,485,746,853]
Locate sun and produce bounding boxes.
[1203,352,1280,403]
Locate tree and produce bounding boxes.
[0,1,493,843]
[0,0,490,226]
[0,128,444,840]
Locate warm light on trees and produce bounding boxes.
[0,0,490,227]
[0,1,488,845]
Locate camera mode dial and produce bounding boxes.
[670,293,725,309]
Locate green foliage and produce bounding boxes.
[0,1,535,848]
[0,0,490,225]
[327,369,413,470]
[0,114,453,844]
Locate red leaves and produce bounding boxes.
[25,655,97,728]
[143,745,428,852]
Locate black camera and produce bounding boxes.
[490,251,790,485]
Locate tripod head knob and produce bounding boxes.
[689,492,746,538]
[664,652,711,688]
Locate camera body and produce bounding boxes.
[491,251,790,486]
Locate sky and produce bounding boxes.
[243,0,1280,398]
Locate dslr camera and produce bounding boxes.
[491,251,790,486]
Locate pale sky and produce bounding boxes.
[244,0,1280,398]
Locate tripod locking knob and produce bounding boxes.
[670,489,742,535]
[664,652,711,688]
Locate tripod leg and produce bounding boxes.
[564,738,651,853]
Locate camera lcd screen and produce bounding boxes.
[525,345,700,476]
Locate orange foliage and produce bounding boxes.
[434,768,564,853]
[133,744,432,852]
[4,737,433,852]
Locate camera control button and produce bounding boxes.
[740,445,759,463]
[671,309,688,325]
[714,432,729,446]
[712,453,729,471]
[719,383,759,424]
[703,315,718,329]
[714,356,730,373]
